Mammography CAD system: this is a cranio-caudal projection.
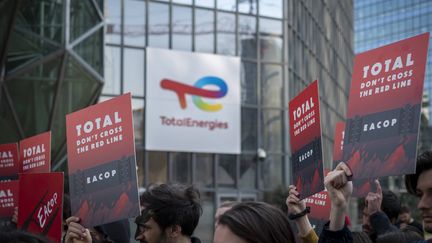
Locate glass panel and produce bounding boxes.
[261,64,283,107]
[241,61,257,104]
[218,154,236,188]
[239,0,257,15]
[217,12,235,56]
[0,0,16,51]
[172,6,192,51]
[132,98,144,145]
[6,58,60,136]
[148,151,168,184]
[260,18,283,62]
[260,0,283,19]
[259,154,283,189]
[123,48,144,96]
[172,152,192,183]
[0,88,21,143]
[16,0,64,44]
[70,0,100,41]
[260,109,283,152]
[103,46,121,95]
[239,15,256,59]
[239,154,256,189]
[241,108,257,151]
[193,192,214,243]
[217,0,236,11]
[124,0,145,47]
[8,2,62,73]
[105,0,121,44]
[195,0,214,8]
[73,28,103,75]
[195,154,214,188]
[149,2,169,48]
[195,9,214,53]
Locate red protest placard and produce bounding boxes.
[0,143,19,180]
[0,180,19,223]
[306,190,331,235]
[344,33,429,179]
[289,80,324,199]
[18,173,63,243]
[66,93,140,227]
[332,122,375,197]
[19,131,51,173]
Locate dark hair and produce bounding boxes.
[351,231,373,243]
[0,230,49,243]
[218,201,296,243]
[406,151,432,195]
[376,229,423,243]
[381,190,401,221]
[139,183,202,236]
[399,205,410,214]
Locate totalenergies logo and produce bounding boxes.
[160,76,228,112]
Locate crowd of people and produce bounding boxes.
[2,151,432,242]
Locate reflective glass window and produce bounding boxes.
[123,48,144,96]
[195,9,214,53]
[241,108,257,151]
[103,46,121,95]
[260,109,283,152]
[124,0,145,46]
[239,15,257,59]
[172,6,192,51]
[148,2,169,48]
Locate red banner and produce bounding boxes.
[344,33,429,179]
[0,180,19,221]
[66,93,140,227]
[18,173,63,243]
[289,80,324,199]
[19,132,51,173]
[332,122,376,197]
[0,143,19,180]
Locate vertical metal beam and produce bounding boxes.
[213,1,217,54]
[191,0,195,52]
[120,0,124,94]
[65,0,70,48]
[168,1,173,49]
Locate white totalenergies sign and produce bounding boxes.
[145,48,241,154]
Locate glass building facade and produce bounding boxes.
[1,0,353,242]
[103,0,353,240]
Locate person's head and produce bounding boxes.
[406,151,432,233]
[375,228,423,243]
[398,205,412,224]
[0,230,49,243]
[135,183,202,243]
[214,201,295,243]
[351,231,373,243]
[381,190,401,223]
[214,201,237,228]
[362,190,401,236]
